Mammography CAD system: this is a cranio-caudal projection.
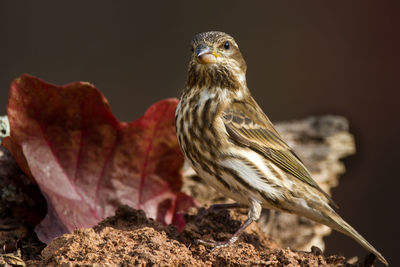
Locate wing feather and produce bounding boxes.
[223,100,337,207]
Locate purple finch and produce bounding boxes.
[175,31,387,265]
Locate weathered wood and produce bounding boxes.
[0,115,10,143]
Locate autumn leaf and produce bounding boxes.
[2,74,196,243]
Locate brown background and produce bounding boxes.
[0,1,398,265]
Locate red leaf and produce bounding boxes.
[3,74,196,243]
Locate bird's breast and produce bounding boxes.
[177,89,233,165]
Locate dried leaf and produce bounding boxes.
[3,74,195,243]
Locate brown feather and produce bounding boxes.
[223,99,338,208]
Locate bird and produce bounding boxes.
[175,31,388,266]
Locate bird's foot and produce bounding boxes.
[194,203,256,251]
[195,236,239,250]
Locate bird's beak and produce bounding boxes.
[195,44,218,64]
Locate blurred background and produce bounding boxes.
[0,1,398,265]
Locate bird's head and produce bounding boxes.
[186,31,247,90]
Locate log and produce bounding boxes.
[0,115,10,143]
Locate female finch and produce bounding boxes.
[175,31,387,265]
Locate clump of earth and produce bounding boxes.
[25,205,372,266]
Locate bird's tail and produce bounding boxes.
[322,209,388,266]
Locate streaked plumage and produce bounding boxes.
[175,31,387,265]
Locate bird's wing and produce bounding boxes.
[222,100,337,207]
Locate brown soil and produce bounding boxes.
[26,205,368,267]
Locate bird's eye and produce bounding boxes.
[223,41,230,50]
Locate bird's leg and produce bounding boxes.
[197,216,254,248]
[197,200,262,249]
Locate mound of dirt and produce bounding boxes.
[27,205,369,267]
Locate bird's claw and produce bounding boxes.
[195,236,238,250]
